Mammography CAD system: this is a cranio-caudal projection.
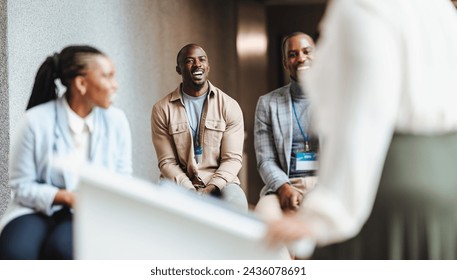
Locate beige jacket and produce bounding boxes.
[151,81,243,190]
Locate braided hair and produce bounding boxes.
[26,45,104,110]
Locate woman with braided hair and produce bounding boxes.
[0,45,132,259]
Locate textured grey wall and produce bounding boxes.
[3,0,238,216]
[8,0,237,177]
[0,0,9,217]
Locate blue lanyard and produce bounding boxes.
[195,96,208,148]
[189,120,201,146]
[292,100,310,152]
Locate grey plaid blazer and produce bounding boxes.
[254,83,295,196]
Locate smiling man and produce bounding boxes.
[254,32,319,223]
[151,43,248,211]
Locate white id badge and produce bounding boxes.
[296,152,318,171]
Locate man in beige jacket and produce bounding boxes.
[151,43,247,211]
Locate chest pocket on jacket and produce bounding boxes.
[204,119,226,147]
[169,122,190,148]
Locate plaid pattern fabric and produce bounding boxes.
[254,83,294,195]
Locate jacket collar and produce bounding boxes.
[62,97,95,134]
[55,97,73,149]
[55,96,101,161]
[170,81,216,102]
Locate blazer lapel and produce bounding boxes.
[54,98,74,150]
[54,98,76,189]
[276,86,293,174]
[89,108,102,161]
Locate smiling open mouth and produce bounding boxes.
[297,65,310,71]
[192,69,204,79]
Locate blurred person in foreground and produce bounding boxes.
[266,0,457,259]
[0,46,132,259]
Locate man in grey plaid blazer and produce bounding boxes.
[254,32,319,229]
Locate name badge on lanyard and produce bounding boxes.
[295,151,318,171]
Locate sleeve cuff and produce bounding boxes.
[207,177,227,190]
[40,186,60,216]
[174,174,196,190]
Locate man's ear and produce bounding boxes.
[176,65,182,75]
[282,59,287,70]
[74,75,87,96]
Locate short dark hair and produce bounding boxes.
[281,32,311,60]
[176,43,203,66]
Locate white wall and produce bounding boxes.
[7,0,238,182]
[0,0,9,216]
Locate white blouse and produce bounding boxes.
[61,97,94,193]
[297,0,457,253]
[63,97,94,162]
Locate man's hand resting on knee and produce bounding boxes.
[277,183,303,212]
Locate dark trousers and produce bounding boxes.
[0,207,73,260]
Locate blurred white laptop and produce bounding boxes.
[74,168,283,260]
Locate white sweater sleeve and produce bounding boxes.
[298,0,402,247]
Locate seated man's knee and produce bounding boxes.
[254,194,283,221]
[221,183,248,212]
